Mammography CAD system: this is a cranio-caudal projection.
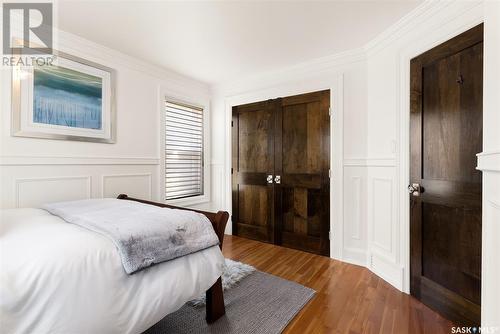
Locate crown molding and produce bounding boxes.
[211,47,366,95]
[365,0,484,56]
[55,30,210,95]
[364,0,453,55]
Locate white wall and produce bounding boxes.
[480,0,500,328]
[0,29,210,209]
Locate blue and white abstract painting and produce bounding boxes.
[33,66,103,130]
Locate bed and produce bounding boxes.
[0,194,229,334]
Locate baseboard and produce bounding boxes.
[369,252,404,291]
[342,247,368,267]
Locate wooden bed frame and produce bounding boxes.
[116,194,229,323]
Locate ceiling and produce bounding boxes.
[57,1,422,85]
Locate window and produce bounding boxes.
[165,101,204,200]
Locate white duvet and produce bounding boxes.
[0,208,225,334]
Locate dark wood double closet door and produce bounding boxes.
[410,24,483,326]
[232,90,330,256]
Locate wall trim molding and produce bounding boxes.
[478,150,500,156]
[0,156,160,166]
[344,157,397,167]
[477,151,500,172]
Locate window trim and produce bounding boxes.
[161,92,210,207]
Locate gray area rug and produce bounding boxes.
[144,270,315,334]
[188,259,256,307]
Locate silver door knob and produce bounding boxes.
[267,175,273,184]
[408,183,421,196]
[274,175,281,184]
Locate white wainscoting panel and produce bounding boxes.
[483,196,500,325]
[102,173,152,200]
[15,176,91,208]
[371,177,393,255]
[0,163,160,209]
[350,177,362,240]
[342,166,368,266]
[367,166,402,290]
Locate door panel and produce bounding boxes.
[410,24,483,326]
[238,110,272,173]
[277,90,330,256]
[421,203,481,304]
[282,102,322,173]
[422,43,483,184]
[232,101,275,243]
[236,184,272,241]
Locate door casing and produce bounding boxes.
[223,76,344,260]
[231,90,331,256]
[398,17,485,294]
[408,24,483,326]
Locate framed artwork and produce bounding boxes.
[11,50,116,143]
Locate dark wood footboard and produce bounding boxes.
[116,194,228,323]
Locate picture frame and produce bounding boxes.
[11,49,116,143]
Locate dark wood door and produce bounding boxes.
[232,100,277,243]
[232,90,330,256]
[410,24,483,326]
[276,90,330,256]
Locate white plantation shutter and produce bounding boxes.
[165,101,204,200]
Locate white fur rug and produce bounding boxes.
[187,259,255,307]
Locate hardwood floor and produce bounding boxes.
[222,235,455,334]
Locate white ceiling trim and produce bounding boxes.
[364,0,483,56]
[55,27,210,95]
[211,47,366,95]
